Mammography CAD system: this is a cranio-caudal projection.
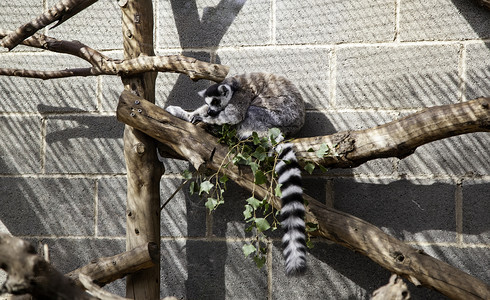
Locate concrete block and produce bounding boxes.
[0,177,95,236]
[182,240,267,299]
[276,0,395,44]
[400,0,490,41]
[99,75,124,112]
[217,47,331,109]
[44,115,125,174]
[0,54,97,113]
[465,42,490,100]
[462,179,490,244]
[336,44,460,108]
[98,177,207,238]
[157,0,271,49]
[272,241,390,299]
[0,116,41,174]
[46,0,123,50]
[155,51,214,110]
[333,178,457,243]
[211,181,255,238]
[0,1,43,53]
[397,133,490,176]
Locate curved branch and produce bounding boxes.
[293,97,490,168]
[1,0,99,50]
[116,92,490,299]
[0,30,229,82]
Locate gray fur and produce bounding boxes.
[166,72,307,275]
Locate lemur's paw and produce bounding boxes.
[165,105,184,117]
[190,115,203,124]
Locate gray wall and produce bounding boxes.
[1,0,489,299]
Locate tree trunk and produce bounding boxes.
[120,1,163,299]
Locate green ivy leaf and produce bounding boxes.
[253,255,266,268]
[255,218,271,232]
[219,175,229,184]
[252,132,261,145]
[199,180,213,195]
[306,222,319,232]
[205,197,218,211]
[243,204,253,220]
[242,244,256,257]
[181,170,193,180]
[304,162,315,174]
[249,162,260,174]
[316,143,330,158]
[252,146,267,161]
[254,170,267,185]
[246,197,261,210]
[274,183,282,197]
[306,240,314,249]
[189,181,196,195]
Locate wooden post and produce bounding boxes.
[120,0,163,299]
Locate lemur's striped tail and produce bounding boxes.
[275,143,307,275]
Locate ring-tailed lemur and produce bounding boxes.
[166,72,307,275]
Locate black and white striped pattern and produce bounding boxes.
[275,143,307,275]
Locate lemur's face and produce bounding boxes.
[198,83,233,117]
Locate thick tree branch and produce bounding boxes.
[1,0,98,50]
[477,0,490,10]
[116,91,490,299]
[293,97,490,168]
[0,30,229,82]
[0,234,96,299]
[66,242,158,288]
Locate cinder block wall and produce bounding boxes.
[1,0,489,299]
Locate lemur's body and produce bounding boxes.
[166,72,307,275]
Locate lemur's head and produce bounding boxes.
[198,82,235,117]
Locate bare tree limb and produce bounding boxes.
[293,97,490,168]
[477,0,490,10]
[66,242,158,288]
[79,274,130,300]
[0,30,229,82]
[0,234,96,299]
[116,91,490,299]
[1,0,99,50]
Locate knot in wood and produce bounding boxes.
[135,143,145,154]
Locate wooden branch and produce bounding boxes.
[477,0,490,10]
[79,274,130,300]
[0,30,229,82]
[120,1,162,299]
[66,242,157,288]
[293,97,490,168]
[0,234,96,299]
[116,91,490,300]
[1,0,98,50]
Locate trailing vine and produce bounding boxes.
[170,124,327,268]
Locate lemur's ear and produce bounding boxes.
[218,84,228,96]
[197,89,207,97]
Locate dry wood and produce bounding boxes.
[0,30,229,82]
[372,274,410,300]
[0,234,96,300]
[66,242,158,288]
[116,91,490,299]
[120,1,163,299]
[292,97,490,168]
[1,0,98,50]
[477,0,490,10]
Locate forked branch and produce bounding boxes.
[1,0,99,50]
[0,30,229,82]
[116,91,490,299]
